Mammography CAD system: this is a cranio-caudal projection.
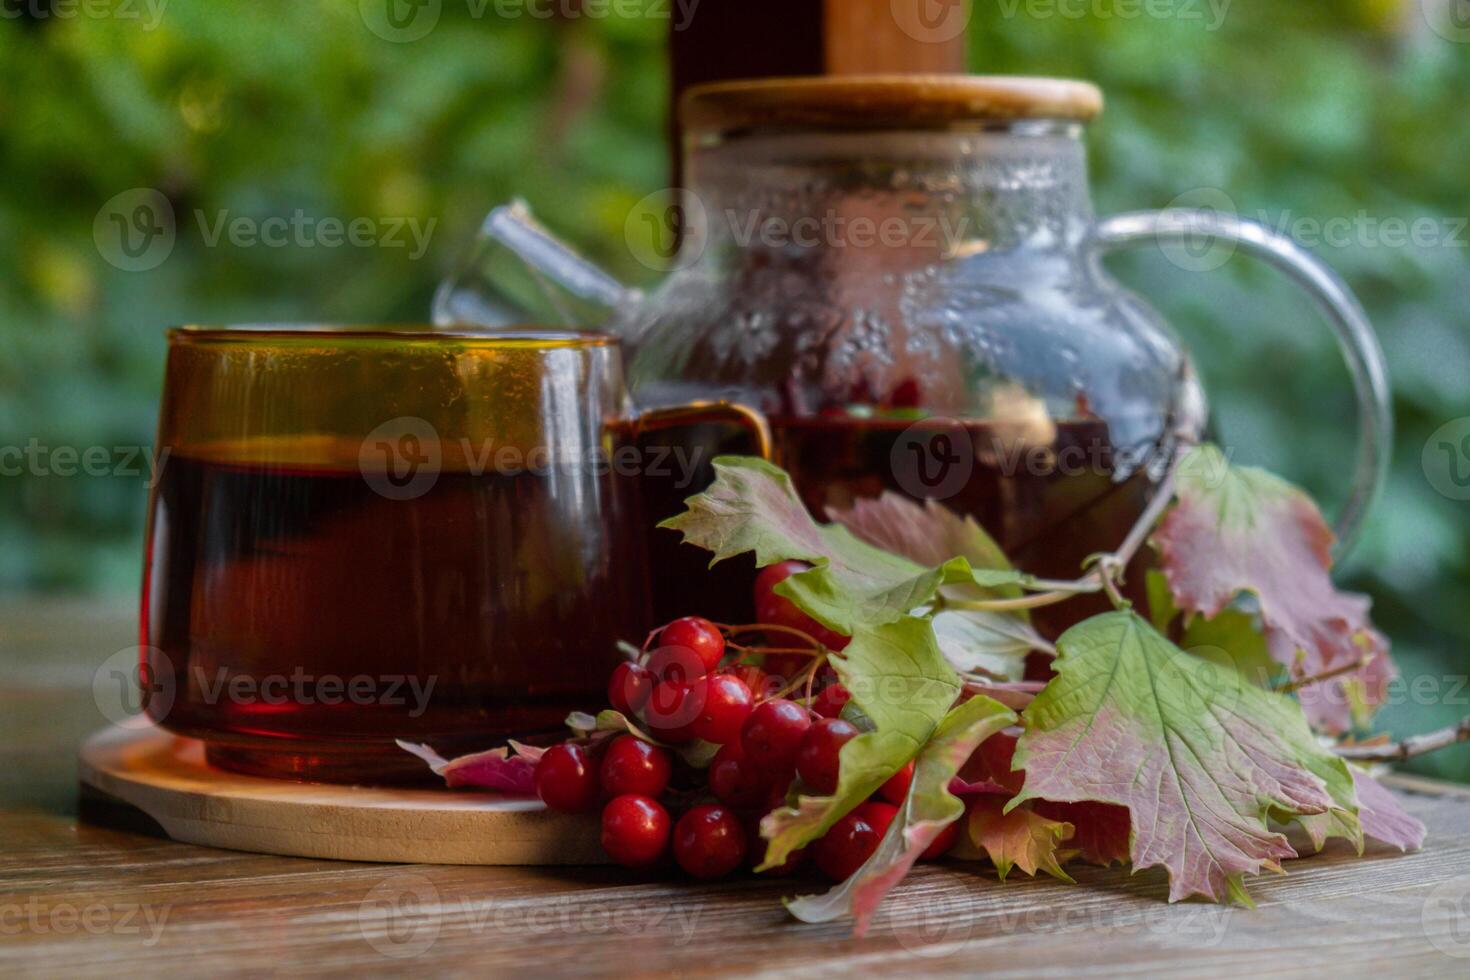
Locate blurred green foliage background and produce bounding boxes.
[0,1,1466,777]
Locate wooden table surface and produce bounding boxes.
[4,599,1470,978]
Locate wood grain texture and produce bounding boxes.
[3,600,1470,977]
[823,0,968,75]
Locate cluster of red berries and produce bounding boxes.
[530,561,960,881]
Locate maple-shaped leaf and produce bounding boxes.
[956,730,1026,797]
[1298,767,1425,853]
[784,694,1015,933]
[826,492,1013,583]
[1012,610,1361,904]
[959,795,1077,882]
[1032,801,1132,868]
[827,487,1047,678]
[1152,445,1393,733]
[1352,768,1426,851]
[931,610,1048,681]
[660,457,1026,636]
[759,616,963,869]
[961,732,1130,868]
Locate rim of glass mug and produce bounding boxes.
[167,323,619,347]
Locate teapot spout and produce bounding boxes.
[433,199,638,330]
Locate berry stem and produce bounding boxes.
[718,621,826,650]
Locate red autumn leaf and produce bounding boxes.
[397,739,541,794]
[1013,611,1361,903]
[961,732,1130,868]
[955,730,1027,797]
[1153,445,1394,733]
[1351,768,1426,851]
[959,795,1077,882]
[1032,801,1132,868]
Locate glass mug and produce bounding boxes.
[141,325,769,783]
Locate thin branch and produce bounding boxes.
[1334,718,1470,762]
[1275,656,1372,695]
[1099,561,1130,610]
[937,441,1189,616]
[1112,449,1183,570]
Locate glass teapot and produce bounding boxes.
[436,76,1390,630]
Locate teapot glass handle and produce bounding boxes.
[1090,209,1392,558]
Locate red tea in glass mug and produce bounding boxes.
[141,326,766,783]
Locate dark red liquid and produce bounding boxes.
[641,415,1162,637]
[143,448,646,782]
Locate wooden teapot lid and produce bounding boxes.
[681,75,1104,132]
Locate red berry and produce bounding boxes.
[599,735,671,798]
[534,742,599,813]
[855,800,899,838]
[608,662,653,717]
[753,561,851,651]
[765,767,796,810]
[754,561,810,606]
[658,616,726,673]
[921,818,961,861]
[709,742,770,808]
[601,794,670,867]
[643,679,701,741]
[727,663,777,702]
[879,760,914,805]
[690,673,754,744]
[813,806,885,881]
[740,698,811,769]
[795,717,859,794]
[812,682,852,718]
[646,644,708,685]
[672,804,747,880]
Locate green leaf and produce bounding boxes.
[1012,610,1360,904]
[1145,568,1179,633]
[758,617,963,869]
[825,491,1021,600]
[1182,608,1279,687]
[931,609,1050,681]
[660,456,1026,636]
[566,709,719,768]
[784,694,1016,932]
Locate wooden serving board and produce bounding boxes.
[77,724,607,865]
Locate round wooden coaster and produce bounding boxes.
[77,725,606,865]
